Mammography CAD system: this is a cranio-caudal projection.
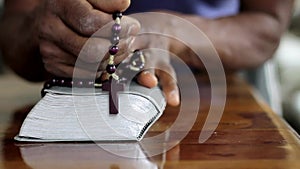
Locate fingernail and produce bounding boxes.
[168,90,180,106]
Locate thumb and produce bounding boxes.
[87,0,131,13]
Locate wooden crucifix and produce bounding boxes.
[102,78,125,114]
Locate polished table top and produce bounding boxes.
[0,73,299,169]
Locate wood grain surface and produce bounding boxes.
[0,73,299,169]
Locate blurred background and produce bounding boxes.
[276,0,300,133]
[0,0,299,133]
[0,0,43,127]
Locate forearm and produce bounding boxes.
[170,1,293,70]
[0,0,47,81]
[189,13,283,70]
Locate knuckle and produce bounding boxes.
[43,63,55,74]
[44,0,60,13]
[159,64,176,78]
[58,67,71,77]
[120,39,130,52]
[45,62,71,77]
[41,54,54,71]
[38,21,48,39]
[39,43,54,57]
[78,15,98,35]
[83,39,108,63]
[80,47,99,63]
[38,13,56,39]
[126,18,141,35]
[168,78,177,86]
[78,13,109,35]
[59,1,101,35]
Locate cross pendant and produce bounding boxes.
[102,78,125,114]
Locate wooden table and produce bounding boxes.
[0,74,299,169]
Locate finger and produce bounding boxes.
[80,16,138,64]
[39,39,101,75]
[87,0,130,13]
[49,0,111,36]
[92,16,140,39]
[132,49,158,88]
[39,14,132,64]
[40,40,101,78]
[39,13,88,59]
[39,40,77,66]
[77,36,134,65]
[52,0,139,36]
[137,71,158,88]
[44,61,101,79]
[157,65,180,106]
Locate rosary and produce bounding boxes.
[42,12,145,115]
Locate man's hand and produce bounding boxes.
[127,14,180,106]
[39,0,140,78]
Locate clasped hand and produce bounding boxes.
[38,0,179,106]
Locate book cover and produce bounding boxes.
[15,83,166,142]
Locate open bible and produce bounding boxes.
[15,82,166,142]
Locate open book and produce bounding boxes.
[14,83,166,142]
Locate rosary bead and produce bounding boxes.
[77,81,83,86]
[127,50,146,72]
[109,45,119,55]
[64,80,73,87]
[106,64,116,74]
[44,82,51,89]
[112,23,122,34]
[72,81,82,87]
[59,79,65,86]
[51,78,57,85]
[88,81,94,86]
[110,35,120,45]
[112,12,123,20]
